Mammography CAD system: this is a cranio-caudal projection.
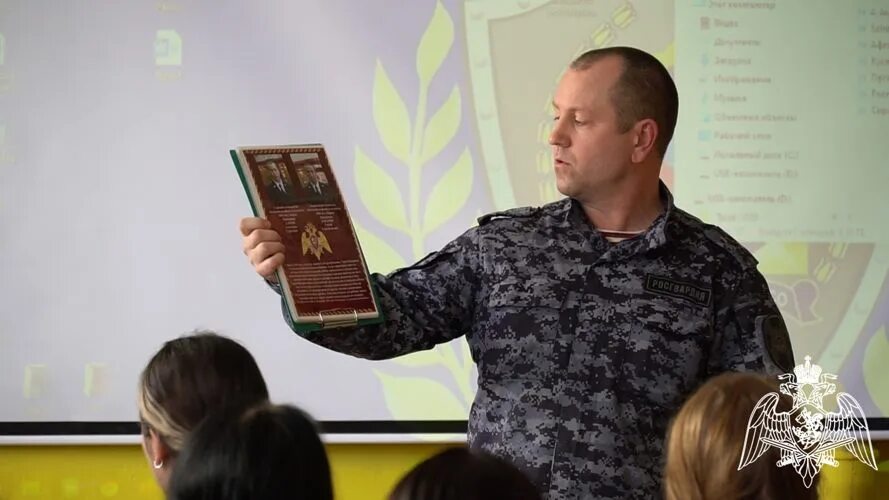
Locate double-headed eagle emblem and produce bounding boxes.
[739,356,877,487]
[301,222,332,260]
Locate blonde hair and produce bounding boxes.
[137,331,269,453]
[138,381,189,451]
[664,372,818,500]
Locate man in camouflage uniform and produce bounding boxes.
[240,47,794,499]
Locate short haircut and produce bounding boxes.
[570,46,679,158]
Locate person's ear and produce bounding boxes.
[631,119,659,163]
[147,428,172,468]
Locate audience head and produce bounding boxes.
[168,403,333,500]
[388,447,541,500]
[664,371,818,500]
[137,331,269,491]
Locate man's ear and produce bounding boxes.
[631,119,659,163]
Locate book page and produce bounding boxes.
[240,145,378,323]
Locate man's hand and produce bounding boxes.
[240,217,285,281]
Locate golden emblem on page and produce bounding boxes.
[301,223,332,260]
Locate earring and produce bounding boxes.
[153,458,164,469]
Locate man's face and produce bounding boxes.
[549,57,636,202]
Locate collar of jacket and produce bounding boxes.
[554,180,675,253]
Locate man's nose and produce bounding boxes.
[549,118,569,147]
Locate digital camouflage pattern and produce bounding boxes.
[272,184,794,499]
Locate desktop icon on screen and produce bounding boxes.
[155,29,182,66]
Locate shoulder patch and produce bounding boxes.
[477,206,540,226]
[759,314,795,373]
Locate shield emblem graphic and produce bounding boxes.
[463,0,675,210]
[789,400,828,454]
[464,1,889,412]
[758,243,887,380]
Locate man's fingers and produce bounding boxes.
[255,252,285,278]
[239,217,271,236]
[239,217,284,279]
[249,241,286,266]
[242,228,283,254]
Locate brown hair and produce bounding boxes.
[664,372,818,500]
[570,46,679,158]
[389,447,541,500]
[137,331,269,452]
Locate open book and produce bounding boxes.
[231,144,383,332]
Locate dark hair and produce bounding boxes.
[137,331,270,452]
[570,46,679,158]
[168,404,334,500]
[389,447,541,500]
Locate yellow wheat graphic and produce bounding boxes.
[354,1,476,421]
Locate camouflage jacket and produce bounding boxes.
[274,187,794,499]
